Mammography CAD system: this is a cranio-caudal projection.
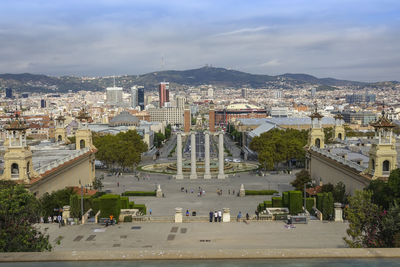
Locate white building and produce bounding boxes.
[106,87,123,105]
[207,87,214,98]
[148,107,184,126]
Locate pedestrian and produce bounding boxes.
[186,210,190,216]
[48,216,52,223]
[149,208,152,216]
[255,210,259,220]
[228,189,230,195]
[218,210,222,222]
[233,190,235,195]
[186,189,188,193]
[57,215,62,228]
[237,211,242,222]
[209,211,213,223]
[214,211,218,222]
[246,213,250,220]
[117,182,119,187]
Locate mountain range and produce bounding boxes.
[0,66,398,93]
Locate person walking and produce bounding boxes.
[149,208,152,216]
[214,211,218,222]
[209,211,213,222]
[246,213,250,220]
[186,210,190,216]
[237,211,242,222]
[57,215,62,228]
[218,210,222,222]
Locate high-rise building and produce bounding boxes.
[159,82,169,107]
[5,88,12,98]
[106,86,123,105]
[176,96,185,109]
[131,86,138,108]
[138,86,145,110]
[275,90,282,99]
[241,88,248,99]
[40,99,46,108]
[207,86,214,98]
[311,88,317,98]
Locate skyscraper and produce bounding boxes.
[138,86,145,110]
[131,86,138,108]
[5,88,12,98]
[40,99,46,108]
[159,82,169,107]
[106,86,123,105]
[176,96,185,109]
[241,88,248,99]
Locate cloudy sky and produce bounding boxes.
[0,0,399,82]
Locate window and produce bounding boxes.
[58,135,62,141]
[372,159,375,170]
[11,163,19,177]
[338,133,342,140]
[315,138,321,148]
[80,139,85,149]
[383,160,390,172]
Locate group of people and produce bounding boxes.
[209,210,223,222]
[181,186,206,197]
[217,189,236,196]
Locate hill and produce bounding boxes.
[0,67,397,93]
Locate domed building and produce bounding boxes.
[109,111,139,127]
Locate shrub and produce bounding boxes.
[264,200,272,208]
[245,190,278,196]
[257,203,264,212]
[282,192,289,207]
[121,191,156,197]
[316,192,334,220]
[316,193,324,211]
[99,194,121,221]
[289,191,302,215]
[128,201,135,209]
[123,215,133,222]
[272,197,283,207]
[92,198,100,214]
[69,194,93,218]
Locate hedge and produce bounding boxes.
[289,191,302,215]
[272,197,283,208]
[128,201,135,209]
[264,200,272,208]
[99,194,121,221]
[120,196,129,209]
[305,197,314,213]
[316,192,334,220]
[282,192,289,207]
[245,190,278,196]
[92,198,100,214]
[257,203,264,212]
[69,194,93,218]
[121,191,156,197]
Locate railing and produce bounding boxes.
[311,147,365,172]
[36,147,90,175]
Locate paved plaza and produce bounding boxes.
[99,170,296,217]
[38,220,348,251]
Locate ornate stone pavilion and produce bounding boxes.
[0,109,97,197]
[306,108,398,194]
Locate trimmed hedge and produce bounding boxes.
[132,204,147,215]
[121,191,156,197]
[282,192,289,207]
[120,196,129,209]
[305,197,314,213]
[264,200,272,208]
[316,192,334,220]
[289,191,302,215]
[245,190,278,196]
[272,197,283,208]
[92,198,100,214]
[99,194,121,221]
[128,201,135,209]
[70,194,93,218]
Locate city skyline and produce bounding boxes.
[0,0,399,82]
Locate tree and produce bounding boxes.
[290,169,311,191]
[0,185,51,252]
[388,168,400,199]
[93,175,104,191]
[165,124,172,139]
[380,201,400,247]
[39,187,75,218]
[344,190,383,248]
[366,179,392,210]
[323,127,333,144]
[321,183,334,193]
[333,181,347,204]
[154,131,165,148]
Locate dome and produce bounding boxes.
[110,111,139,127]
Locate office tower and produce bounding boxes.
[159,82,169,107]
[40,99,46,108]
[241,88,248,99]
[5,88,12,98]
[131,86,138,108]
[106,86,123,105]
[311,88,316,98]
[275,90,282,99]
[138,86,145,110]
[176,96,185,109]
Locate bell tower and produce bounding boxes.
[367,110,397,179]
[333,113,346,140]
[308,104,325,149]
[75,108,93,150]
[55,113,68,143]
[1,113,34,182]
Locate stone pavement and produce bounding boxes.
[99,170,296,216]
[37,221,348,252]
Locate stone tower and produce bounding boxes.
[209,101,215,133]
[2,113,34,182]
[367,110,397,179]
[333,113,345,140]
[184,103,191,133]
[75,108,93,150]
[55,113,68,143]
[308,105,325,149]
[48,115,55,140]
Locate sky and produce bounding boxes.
[0,0,399,82]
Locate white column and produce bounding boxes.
[175,132,184,179]
[190,132,197,179]
[217,131,225,179]
[204,131,211,179]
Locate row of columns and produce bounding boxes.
[175,131,225,179]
